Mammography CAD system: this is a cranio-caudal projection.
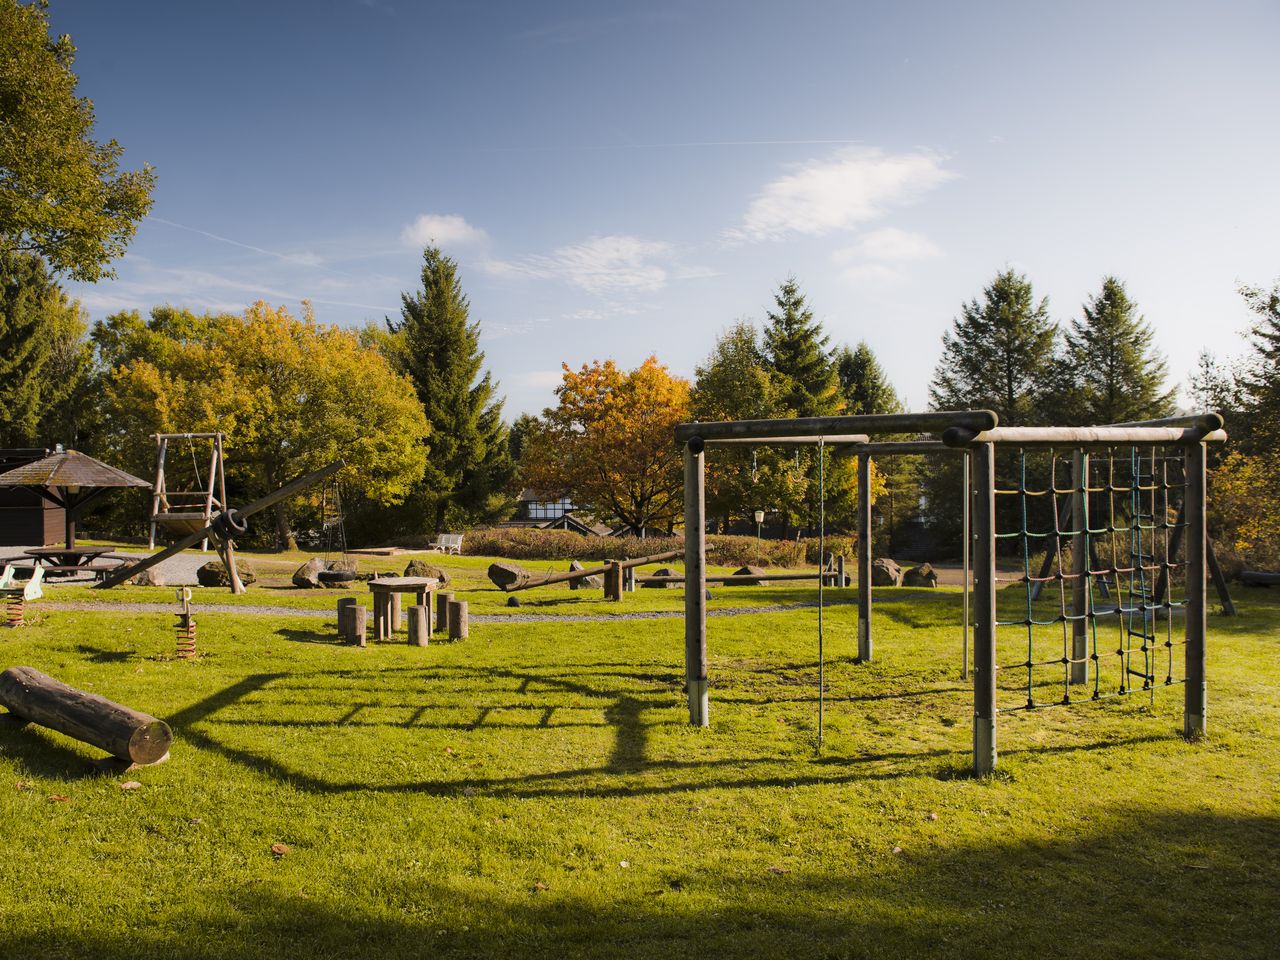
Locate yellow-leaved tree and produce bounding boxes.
[521,356,690,536]
[96,301,429,548]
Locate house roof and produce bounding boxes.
[0,449,150,489]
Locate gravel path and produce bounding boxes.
[38,597,862,623]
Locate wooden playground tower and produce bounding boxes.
[149,433,227,552]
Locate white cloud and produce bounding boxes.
[835,262,904,287]
[834,228,942,264]
[516,370,565,389]
[485,235,675,295]
[400,213,489,248]
[731,147,954,242]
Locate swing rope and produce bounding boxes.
[817,437,825,749]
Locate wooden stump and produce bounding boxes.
[390,592,402,633]
[408,605,429,647]
[436,591,454,633]
[337,597,357,641]
[447,599,468,640]
[351,605,367,647]
[604,562,623,601]
[0,666,171,765]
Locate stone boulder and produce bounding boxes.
[404,558,450,587]
[568,559,603,590]
[197,558,257,588]
[871,558,902,587]
[507,595,521,607]
[292,557,327,588]
[726,564,769,586]
[642,566,680,588]
[130,566,166,587]
[902,562,938,588]
[488,561,530,590]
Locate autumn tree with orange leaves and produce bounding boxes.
[520,356,690,535]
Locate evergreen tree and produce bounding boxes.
[763,277,840,417]
[1058,277,1174,425]
[924,270,1058,548]
[0,248,57,446]
[1235,278,1280,452]
[928,269,1058,425]
[390,246,512,532]
[835,341,903,415]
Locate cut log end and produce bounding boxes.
[127,720,174,765]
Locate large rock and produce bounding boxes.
[871,558,902,587]
[642,566,680,589]
[488,561,530,590]
[568,559,602,591]
[130,565,166,587]
[197,558,257,588]
[404,559,450,587]
[726,564,769,586]
[292,557,327,588]
[902,563,938,588]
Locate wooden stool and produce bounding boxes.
[447,599,468,640]
[408,605,429,646]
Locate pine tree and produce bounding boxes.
[1236,278,1280,452]
[835,341,903,415]
[0,249,57,446]
[763,277,840,417]
[1059,277,1174,425]
[928,269,1058,425]
[391,246,512,532]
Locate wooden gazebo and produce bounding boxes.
[0,446,150,549]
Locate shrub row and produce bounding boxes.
[431,527,855,568]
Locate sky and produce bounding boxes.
[49,0,1280,416]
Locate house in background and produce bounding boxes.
[504,489,615,537]
[0,449,64,547]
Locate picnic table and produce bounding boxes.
[367,576,439,641]
[10,546,127,578]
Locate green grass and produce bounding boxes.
[0,579,1276,959]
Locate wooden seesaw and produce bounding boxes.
[0,666,172,769]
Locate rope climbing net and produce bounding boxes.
[994,445,1188,714]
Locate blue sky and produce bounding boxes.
[51,0,1280,415]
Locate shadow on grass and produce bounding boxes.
[5,808,1275,960]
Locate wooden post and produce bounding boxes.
[436,591,454,633]
[0,666,172,765]
[972,442,997,775]
[623,565,636,592]
[684,438,708,726]
[604,561,623,601]
[857,452,872,662]
[408,605,429,646]
[1185,441,1207,739]
[352,605,367,647]
[1070,450,1090,686]
[390,592,402,633]
[337,597,357,642]
[447,599,468,640]
[836,554,846,588]
[149,436,167,550]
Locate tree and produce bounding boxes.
[521,356,690,535]
[1233,278,1280,452]
[763,277,840,417]
[1058,277,1174,425]
[928,269,1058,425]
[692,322,797,529]
[97,301,430,548]
[925,270,1058,547]
[835,341,903,416]
[388,247,512,532]
[0,248,57,445]
[0,0,155,280]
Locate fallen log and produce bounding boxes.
[492,549,684,592]
[635,570,843,585]
[0,666,172,765]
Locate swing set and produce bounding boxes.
[149,433,227,552]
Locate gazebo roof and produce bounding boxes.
[0,449,150,489]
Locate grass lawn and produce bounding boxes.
[0,574,1276,958]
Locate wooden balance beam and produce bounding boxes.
[0,666,172,766]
